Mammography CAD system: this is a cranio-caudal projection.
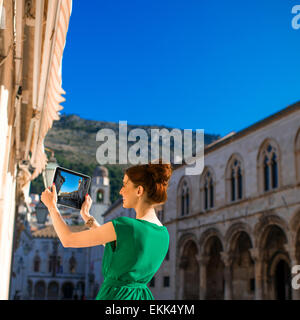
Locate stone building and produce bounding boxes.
[166,102,300,300]
[10,223,89,300]
[99,102,300,300]
[9,101,300,300]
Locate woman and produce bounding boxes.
[41,160,173,300]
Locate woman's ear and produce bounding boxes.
[137,185,144,197]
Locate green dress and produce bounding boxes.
[95,216,169,300]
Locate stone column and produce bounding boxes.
[249,248,264,300]
[220,252,233,300]
[178,256,188,300]
[195,254,202,300]
[199,255,209,300]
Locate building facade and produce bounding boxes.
[99,102,300,300]
[167,102,300,300]
[10,224,88,300]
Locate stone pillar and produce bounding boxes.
[220,252,233,300]
[199,255,209,300]
[284,244,300,300]
[178,256,188,300]
[195,254,202,300]
[249,248,264,300]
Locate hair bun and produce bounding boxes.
[125,158,174,204]
[147,161,172,185]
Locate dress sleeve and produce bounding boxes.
[111,216,133,253]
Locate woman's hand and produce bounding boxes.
[41,183,58,209]
[80,194,93,222]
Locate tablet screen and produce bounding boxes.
[53,167,91,210]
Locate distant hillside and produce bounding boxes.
[30,113,221,204]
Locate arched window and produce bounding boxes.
[34,255,41,272]
[182,181,190,215]
[178,179,191,217]
[48,256,62,274]
[237,167,242,199]
[186,186,189,214]
[258,140,280,192]
[69,255,77,274]
[96,189,104,203]
[56,256,62,273]
[47,282,59,300]
[271,153,278,189]
[226,155,244,202]
[200,168,215,211]
[34,281,46,299]
[264,156,269,191]
[48,256,52,273]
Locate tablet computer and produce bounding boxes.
[52,166,91,210]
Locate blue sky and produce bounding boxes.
[59,172,81,193]
[60,0,300,137]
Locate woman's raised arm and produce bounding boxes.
[63,220,116,248]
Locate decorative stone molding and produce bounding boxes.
[224,222,253,252]
[254,214,289,248]
[199,227,224,254]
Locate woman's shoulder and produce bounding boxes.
[113,216,165,228]
[113,216,131,222]
[112,216,133,226]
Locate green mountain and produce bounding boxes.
[30,113,221,204]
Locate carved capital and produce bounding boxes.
[220,251,233,267]
[249,248,263,262]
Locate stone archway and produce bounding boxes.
[62,282,74,300]
[268,253,292,300]
[34,281,46,300]
[262,225,290,299]
[180,240,199,300]
[205,236,224,299]
[274,259,292,300]
[47,281,59,300]
[231,232,254,300]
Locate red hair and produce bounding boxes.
[125,159,173,204]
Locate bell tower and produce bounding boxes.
[90,166,111,224]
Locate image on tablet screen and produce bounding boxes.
[55,170,89,208]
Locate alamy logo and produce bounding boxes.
[95,121,204,176]
[291,5,300,29]
[291,265,300,289]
